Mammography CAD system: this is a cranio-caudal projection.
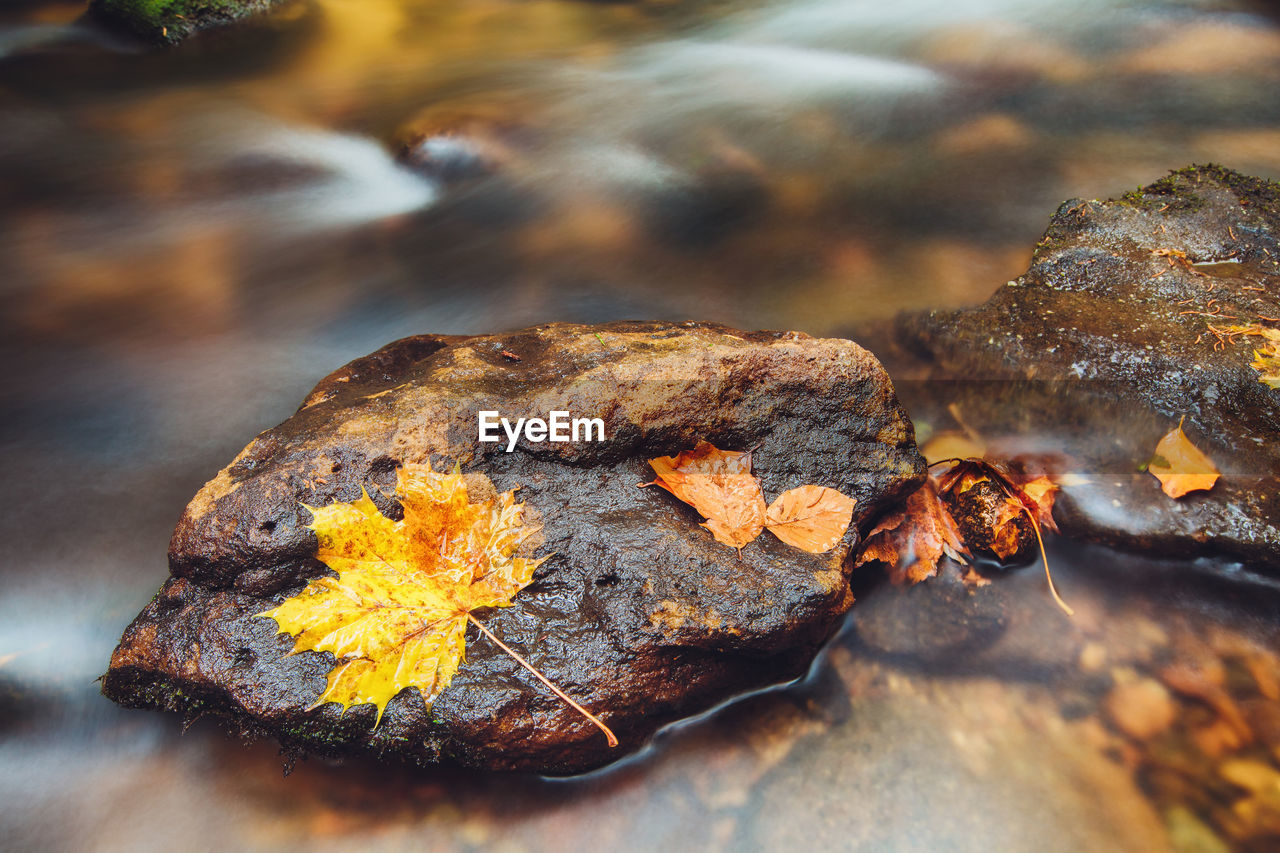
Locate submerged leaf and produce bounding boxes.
[921,430,986,465]
[764,485,856,553]
[856,481,969,585]
[258,462,546,725]
[1149,419,1220,499]
[644,440,766,549]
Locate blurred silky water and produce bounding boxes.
[3,0,1280,850]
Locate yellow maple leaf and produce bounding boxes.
[1252,343,1280,389]
[258,462,548,726]
[1217,324,1280,388]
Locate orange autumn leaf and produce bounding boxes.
[643,440,766,549]
[1015,475,1060,534]
[764,485,857,553]
[1149,419,1219,498]
[856,480,969,585]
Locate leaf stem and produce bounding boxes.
[467,614,619,748]
[1020,505,1074,617]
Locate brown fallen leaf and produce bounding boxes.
[643,440,766,549]
[856,480,969,585]
[1160,662,1252,743]
[1149,418,1220,498]
[765,485,856,553]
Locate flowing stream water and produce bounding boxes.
[3,1,1280,850]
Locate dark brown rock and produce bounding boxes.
[102,321,923,774]
[942,474,1037,564]
[852,561,1010,664]
[393,99,535,183]
[865,165,1280,571]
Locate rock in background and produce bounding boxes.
[102,321,923,773]
[865,165,1280,570]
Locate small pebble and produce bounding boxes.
[1079,641,1107,673]
[1105,678,1176,741]
[1219,759,1280,796]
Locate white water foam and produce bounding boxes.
[221,122,438,233]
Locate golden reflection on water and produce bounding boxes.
[3,0,1275,348]
[6,0,1280,346]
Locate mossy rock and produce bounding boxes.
[88,0,288,44]
[865,164,1280,567]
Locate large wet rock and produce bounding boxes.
[87,0,289,45]
[102,321,923,774]
[866,165,1280,570]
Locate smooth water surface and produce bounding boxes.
[3,1,1280,850]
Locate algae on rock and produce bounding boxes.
[89,0,287,44]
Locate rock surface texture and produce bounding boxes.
[869,166,1280,571]
[103,321,923,773]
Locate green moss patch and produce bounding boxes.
[1118,163,1280,215]
[89,0,277,44]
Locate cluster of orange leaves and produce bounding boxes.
[856,413,1223,616]
[856,455,1058,583]
[641,441,856,554]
